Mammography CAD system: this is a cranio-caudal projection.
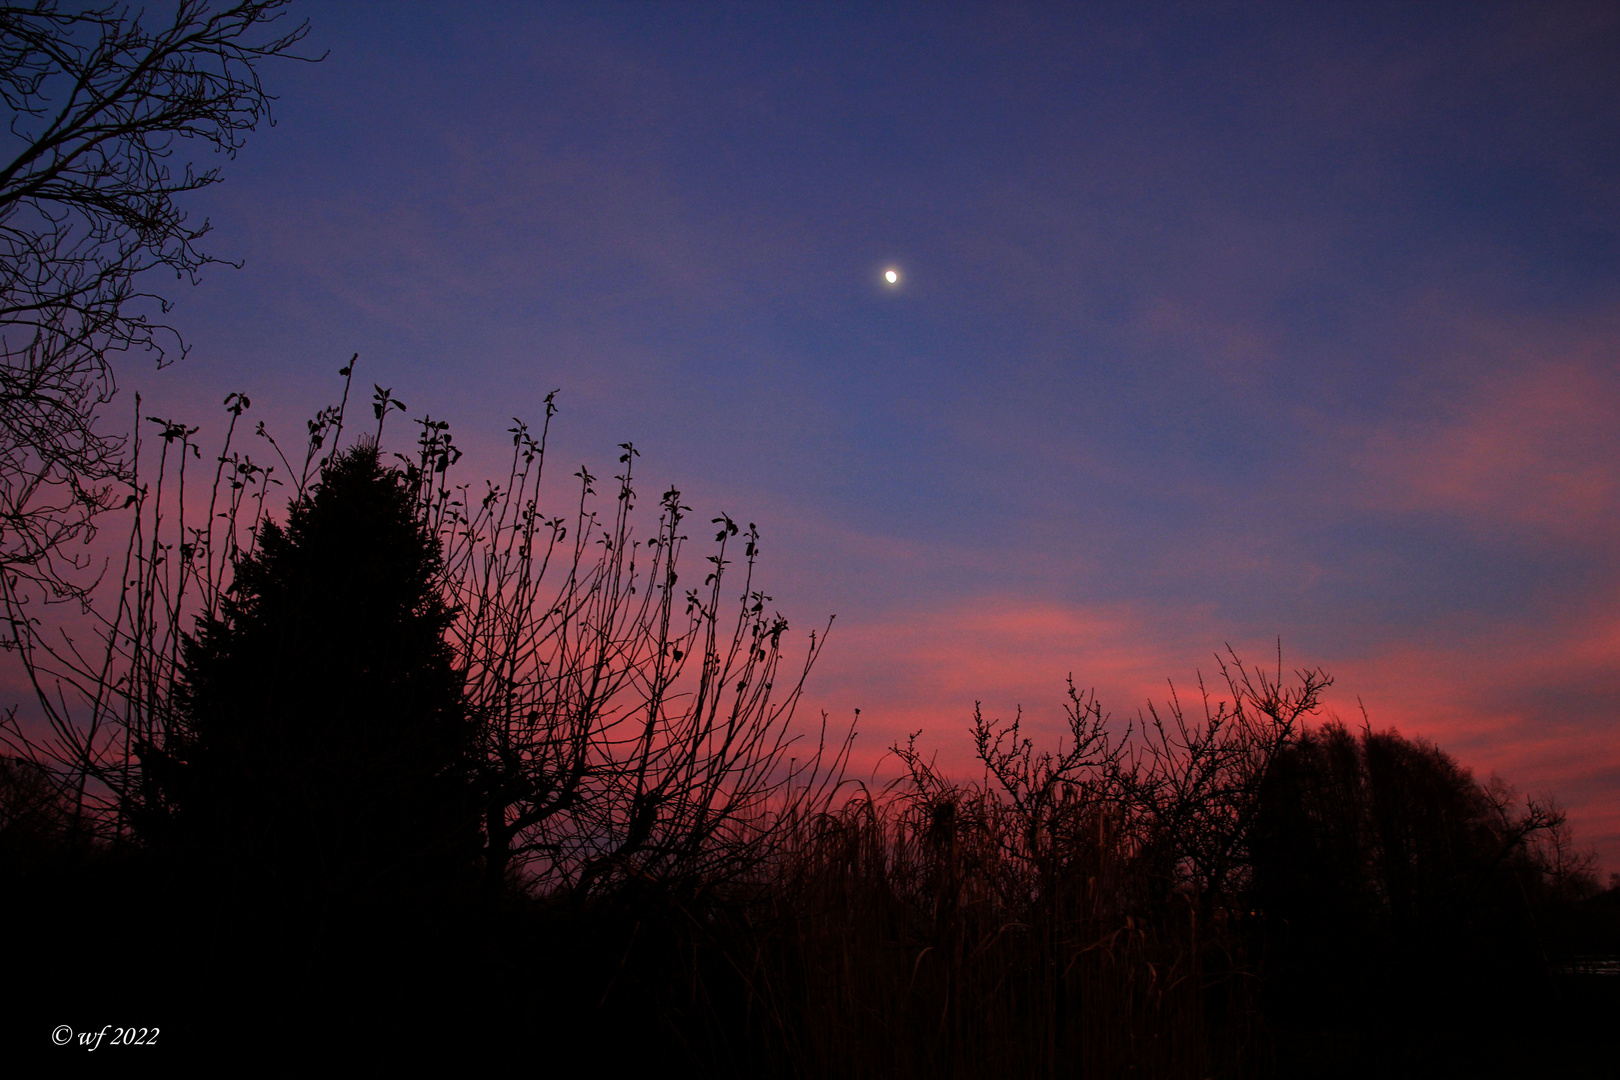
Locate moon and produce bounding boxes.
[884,268,900,285]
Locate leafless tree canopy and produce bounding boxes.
[0,0,311,599]
[405,401,849,902]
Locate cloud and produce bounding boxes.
[1354,350,1620,538]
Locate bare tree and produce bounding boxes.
[407,407,849,902]
[968,680,1127,868]
[0,0,312,601]
[1125,650,1331,913]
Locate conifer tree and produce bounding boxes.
[153,442,477,907]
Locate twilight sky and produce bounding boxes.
[130,2,1620,865]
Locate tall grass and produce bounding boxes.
[746,791,1257,1079]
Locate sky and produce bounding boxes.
[119,1,1620,867]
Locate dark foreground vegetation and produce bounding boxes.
[3,377,1615,1076]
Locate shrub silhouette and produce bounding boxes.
[1247,721,1599,1074]
[0,755,84,870]
[145,441,479,908]
[1253,722,1569,956]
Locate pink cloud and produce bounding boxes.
[1351,322,1620,538]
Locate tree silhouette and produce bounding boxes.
[1246,720,1594,1075]
[0,1,314,602]
[143,441,478,908]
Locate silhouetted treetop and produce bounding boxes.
[147,442,478,901]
